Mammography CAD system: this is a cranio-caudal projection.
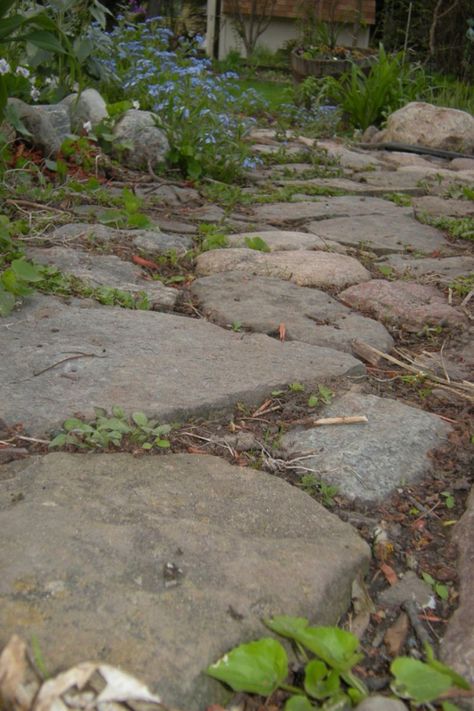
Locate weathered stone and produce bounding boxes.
[249,196,407,225]
[378,151,439,169]
[378,255,474,285]
[281,392,451,502]
[35,104,71,142]
[155,218,197,234]
[373,102,474,153]
[195,248,371,288]
[355,696,408,711]
[316,140,384,170]
[7,98,61,156]
[339,280,466,331]
[450,157,474,171]
[135,184,201,206]
[188,204,226,223]
[413,196,474,219]
[27,247,177,309]
[191,272,393,354]
[306,214,449,255]
[67,88,108,133]
[45,223,192,254]
[378,571,434,609]
[112,110,169,171]
[441,487,474,700]
[226,230,346,252]
[0,453,370,710]
[0,296,364,436]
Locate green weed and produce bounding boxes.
[206,617,470,707]
[49,407,171,450]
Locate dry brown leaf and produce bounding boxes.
[380,563,398,586]
[278,323,286,342]
[0,636,34,711]
[384,612,409,656]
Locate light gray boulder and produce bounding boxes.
[373,102,474,153]
[65,88,108,133]
[112,109,169,171]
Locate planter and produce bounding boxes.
[291,48,375,83]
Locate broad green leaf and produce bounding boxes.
[265,615,310,641]
[11,258,43,282]
[295,627,362,671]
[153,424,172,436]
[112,406,125,418]
[48,433,67,448]
[63,418,94,433]
[308,395,319,408]
[284,695,314,711]
[0,288,15,316]
[442,703,462,711]
[155,438,170,448]
[132,411,148,427]
[97,417,130,433]
[206,638,288,695]
[390,657,454,703]
[244,236,271,252]
[304,660,340,700]
[23,30,66,54]
[424,643,471,690]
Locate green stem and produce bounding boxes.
[280,683,306,696]
[341,670,368,698]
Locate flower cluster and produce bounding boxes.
[97,19,266,180]
[0,59,40,102]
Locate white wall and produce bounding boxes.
[217,15,370,59]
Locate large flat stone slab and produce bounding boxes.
[378,254,474,285]
[226,230,346,252]
[248,196,409,225]
[1,296,364,436]
[281,392,451,502]
[45,223,193,255]
[195,248,371,288]
[0,453,370,709]
[441,486,474,703]
[339,280,467,331]
[28,246,177,309]
[191,272,393,354]
[306,214,450,255]
[413,196,474,219]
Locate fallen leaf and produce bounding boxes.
[0,635,33,711]
[384,612,409,656]
[187,446,206,454]
[132,255,159,270]
[380,563,398,586]
[278,323,286,342]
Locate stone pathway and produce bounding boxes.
[1,130,473,709]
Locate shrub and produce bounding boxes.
[96,18,265,181]
[322,45,432,130]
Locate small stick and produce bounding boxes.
[15,435,51,445]
[33,352,107,377]
[5,198,71,214]
[313,416,368,426]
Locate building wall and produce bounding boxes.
[217,14,370,59]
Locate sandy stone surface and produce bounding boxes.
[0,453,370,709]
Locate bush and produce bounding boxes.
[322,45,432,130]
[96,18,266,181]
